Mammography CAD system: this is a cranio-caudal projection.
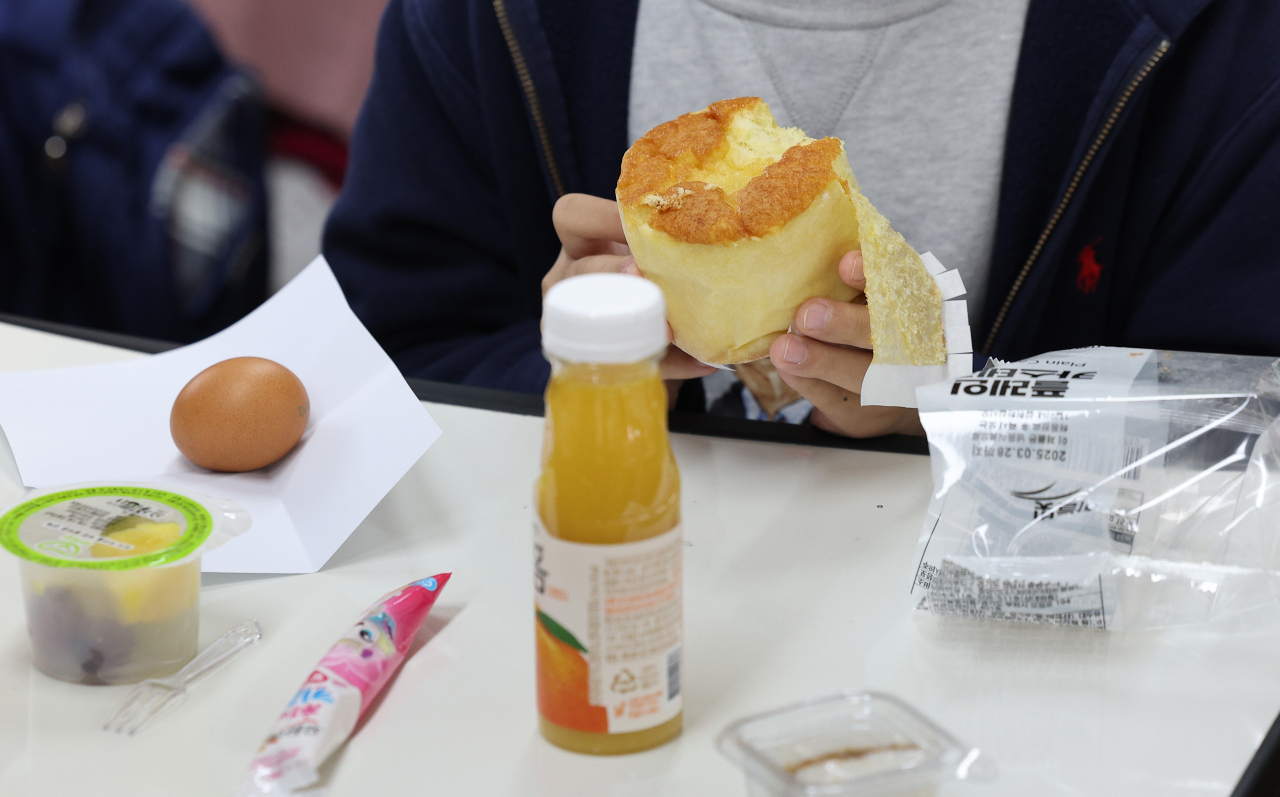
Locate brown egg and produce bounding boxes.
[170,357,310,472]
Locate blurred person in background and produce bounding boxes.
[0,0,388,344]
[0,0,269,343]
[183,0,388,292]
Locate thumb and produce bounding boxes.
[839,250,866,292]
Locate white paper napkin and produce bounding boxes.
[0,257,441,574]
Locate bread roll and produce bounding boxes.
[617,97,946,368]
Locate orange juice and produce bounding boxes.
[536,274,683,755]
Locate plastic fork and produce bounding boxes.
[104,620,262,736]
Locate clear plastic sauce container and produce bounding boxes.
[718,691,990,796]
[0,484,249,684]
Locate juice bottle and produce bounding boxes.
[535,273,683,755]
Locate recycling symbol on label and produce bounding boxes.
[611,669,637,694]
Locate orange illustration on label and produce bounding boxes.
[535,610,607,733]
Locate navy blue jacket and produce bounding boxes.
[0,0,268,343]
[325,0,1280,394]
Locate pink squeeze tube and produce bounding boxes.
[238,574,450,796]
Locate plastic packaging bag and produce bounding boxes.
[911,347,1280,630]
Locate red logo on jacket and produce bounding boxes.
[1076,237,1104,295]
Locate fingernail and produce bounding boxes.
[781,337,807,365]
[803,302,831,331]
[619,256,638,275]
[850,251,864,282]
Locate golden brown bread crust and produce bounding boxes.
[618,99,845,243]
[646,183,746,244]
[735,138,846,236]
[617,97,752,205]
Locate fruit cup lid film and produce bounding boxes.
[0,484,251,570]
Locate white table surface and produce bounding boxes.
[0,319,1276,797]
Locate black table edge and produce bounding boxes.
[1232,712,1280,797]
[0,313,927,455]
[411,378,927,454]
[0,312,182,355]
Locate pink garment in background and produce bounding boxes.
[183,0,389,139]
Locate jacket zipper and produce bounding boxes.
[493,0,567,198]
[983,38,1171,353]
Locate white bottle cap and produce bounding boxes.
[543,273,667,363]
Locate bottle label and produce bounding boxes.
[534,517,682,734]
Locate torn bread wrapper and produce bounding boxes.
[860,252,973,409]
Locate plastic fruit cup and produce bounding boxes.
[0,484,249,685]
